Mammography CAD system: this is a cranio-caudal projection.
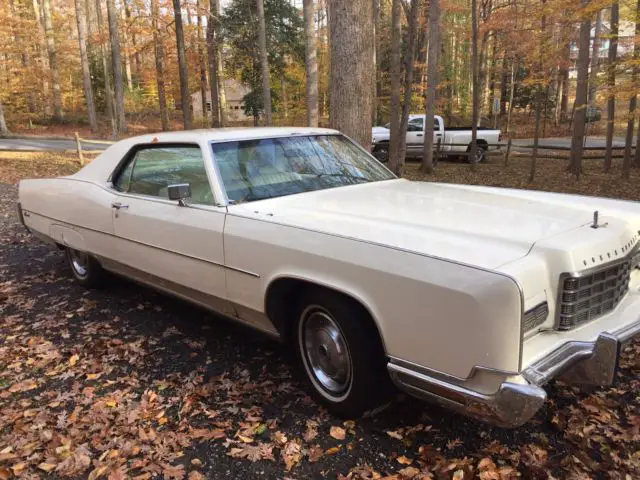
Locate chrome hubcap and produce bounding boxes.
[302,309,352,396]
[69,249,89,277]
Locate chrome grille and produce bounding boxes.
[557,260,632,330]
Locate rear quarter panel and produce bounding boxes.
[19,178,117,259]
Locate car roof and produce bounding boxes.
[124,127,341,144]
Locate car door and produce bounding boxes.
[405,118,424,156]
[108,143,233,316]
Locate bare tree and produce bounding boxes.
[151,0,169,131]
[622,0,640,178]
[530,2,547,182]
[397,0,420,164]
[106,0,127,134]
[207,0,221,127]
[387,0,402,173]
[604,1,619,172]
[588,10,602,103]
[469,0,479,167]
[74,0,98,132]
[32,0,51,117]
[120,4,132,89]
[0,100,9,135]
[569,2,591,179]
[197,0,208,120]
[328,0,374,150]
[421,0,441,173]
[172,0,193,130]
[42,0,62,119]
[304,0,319,127]
[95,0,116,136]
[257,0,272,125]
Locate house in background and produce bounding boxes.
[569,19,636,78]
[191,78,251,123]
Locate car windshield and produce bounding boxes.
[212,135,395,203]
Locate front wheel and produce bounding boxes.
[294,289,393,417]
[66,247,105,288]
[466,143,487,164]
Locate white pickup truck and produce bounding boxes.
[371,114,502,163]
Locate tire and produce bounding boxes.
[466,143,487,164]
[372,144,389,163]
[293,288,393,417]
[66,247,105,288]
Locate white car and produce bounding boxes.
[371,114,502,163]
[18,128,640,427]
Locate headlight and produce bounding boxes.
[523,302,548,333]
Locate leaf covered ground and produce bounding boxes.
[1,152,640,479]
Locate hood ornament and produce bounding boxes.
[591,210,608,229]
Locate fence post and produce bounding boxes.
[504,137,512,166]
[75,132,84,166]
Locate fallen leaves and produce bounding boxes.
[227,443,275,462]
[330,426,347,440]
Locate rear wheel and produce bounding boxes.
[294,288,392,417]
[466,143,487,164]
[372,144,389,163]
[66,247,105,288]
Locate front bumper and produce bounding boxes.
[388,317,640,428]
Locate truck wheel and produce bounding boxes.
[467,144,487,164]
[294,288,393,417]
[372,145,389,163]
[66,247,106,288]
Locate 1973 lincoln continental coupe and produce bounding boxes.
[18,128,640,427]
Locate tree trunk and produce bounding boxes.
[127,1,141,76]
[120,4,132,89]
[569,4,591,180]
[635,118,640,168]
[588,10,602,104]
[388,0,402,173]
[207,0,221,127]
[172,0,192,130]
[106,0,127,134]
[530,4,546,182]
[197,0,208,120]
[151,0,169,131]
[95,0,116,136]
[218,56,228,126]
[0,100,9,135]
[622,0,640,179]
[499,52,508,115]
[398,0,420,164]
[604,1,618,172]
[470,0,479,168]
[559,39,570,120]
[421,0,440,173]
[42,0,62,119]
[257,0,272,125]
[373,0,379,124]
[304,0,319,127]
[32,0,51,117]
[74,0,98,132]
[328,0,374,151]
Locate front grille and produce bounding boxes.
[557,259,632,330]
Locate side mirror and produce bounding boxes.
[167,183,191,206]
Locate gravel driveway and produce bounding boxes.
[1,182,639,479]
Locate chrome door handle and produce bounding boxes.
[416,133,423,137]
[111,202,129,210]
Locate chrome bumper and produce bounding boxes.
[388,318,640,428]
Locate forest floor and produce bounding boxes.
[1,151,640,479]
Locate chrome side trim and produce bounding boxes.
[388,356,519,383]
[22,210,260,278]
[97,256,279,338]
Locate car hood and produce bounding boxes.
[232,179,597,269]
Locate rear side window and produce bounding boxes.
[113,145,215,205]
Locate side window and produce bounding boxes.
[113,145,215,205]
